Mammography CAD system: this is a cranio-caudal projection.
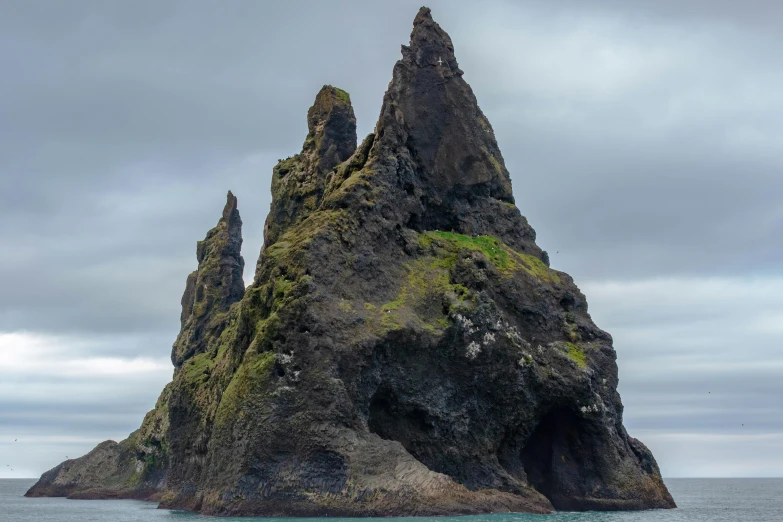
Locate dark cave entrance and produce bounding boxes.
[367,387,433,457]
[520,408,584,502]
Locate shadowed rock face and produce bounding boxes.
[26,6,675,516]
[261,85,357,254]
[172,191,244,367]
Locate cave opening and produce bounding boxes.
[367,387,432,457]
[520,407,583,503]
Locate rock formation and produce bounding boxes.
[27,7,675,515]
[173,191,245,367]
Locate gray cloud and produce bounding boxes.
[1,0,781,477]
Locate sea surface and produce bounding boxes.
[1,479,782,522]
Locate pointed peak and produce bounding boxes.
[402,6,458,72]
[308,85,353,134]
[222,190,238,222]
[371,6,513,206]
[414,6,432,23]
[174,192,245,367]
[304,85,357,173]
[317,84,351,105]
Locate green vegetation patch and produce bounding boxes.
[214,351,276,426]
[372,256,472,335]
[514,251,561,284]
[183,352,216,384]
[419,231,560,283]
[489,155,503,174]
[274,156,299,177]
[333,87,351,104]
[422,231,510,269]
[565,342,587,369]
[262,209,346,269]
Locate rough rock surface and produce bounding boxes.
[172,191,245,367]
[27,7,675,515]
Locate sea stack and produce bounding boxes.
[26,7,675,515]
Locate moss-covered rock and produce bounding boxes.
[171,191,244,367]
[27,6,674,516]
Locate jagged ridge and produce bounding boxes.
[27,7,675,516]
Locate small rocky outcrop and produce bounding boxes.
[261,85,357,252]
[172,191,245,367]
[27,7,675,516]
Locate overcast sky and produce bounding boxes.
[1,0,782,480]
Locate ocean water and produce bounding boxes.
[1,479,782,521]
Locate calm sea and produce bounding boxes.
[1,479,782,522]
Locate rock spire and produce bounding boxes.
[27,7,675,516]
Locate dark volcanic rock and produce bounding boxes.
[172,191,245,367]
[261,85,357,253]
[27,6,675,516]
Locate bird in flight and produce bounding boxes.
[437,57,443,66]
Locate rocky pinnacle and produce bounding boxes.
[26,7,675,516]
[377,7,514,200]
[260,85,357,256]
[171,191,244,367]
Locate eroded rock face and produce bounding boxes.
[261,85,357,253]
[172,191,245,367]
[379,8,514,214]
[27,6,675,516]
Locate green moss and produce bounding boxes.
[567,328,579,342]
[323,168,373,208]
[303,195,317,210]
[214,351,276,426]
[380,298,403,313]
[489,155,503,174]
[502,201,516,209]
[273,276,294,301]
[478,114,493,133]
[421,231,512,270]
[513,251,560,283]
[274,156,299,177]
[363,230,563,337]
[214,314,239,359]
[191,300,207,318]
[333,87,350,104]
[254,312,280,351]
[183,352,215,384]
[338,170,371,192]
[563,315,580,342]
[374,257,473,335]
[338,300,353,312]
[263,209,345,269]
[565,342,587,369]
[419,230,560,283]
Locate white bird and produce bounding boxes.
[437,57,443,66]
